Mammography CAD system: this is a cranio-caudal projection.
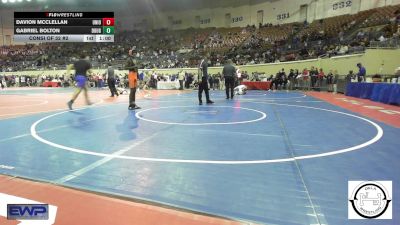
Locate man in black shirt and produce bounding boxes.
[288,69,295,90]
[67,54,93,110]
[222,59,236,99]
[279,68,287,89]
[106,64,119,97]
[310,66,317,88]
[198,55,214,105]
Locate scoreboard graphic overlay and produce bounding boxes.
[14,12,114,43]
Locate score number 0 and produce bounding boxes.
[102,18,115,34]
[102,18,115,26]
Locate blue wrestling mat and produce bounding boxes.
[0,90,398,225]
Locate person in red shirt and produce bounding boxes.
[317,68,325,87]
[302,68,310,90]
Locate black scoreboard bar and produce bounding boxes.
[14,12,114,18]
[15,19,106,27]
[14,12,114,42]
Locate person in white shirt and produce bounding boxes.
[338,45,349,55]
[0,75,4,89]
[20,76,26,87]
[395,67,400,83]
[236,68,242,86]
[234,85,247,95]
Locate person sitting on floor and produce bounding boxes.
[234,84,247,95]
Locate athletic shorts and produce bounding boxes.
[75,75,87,88]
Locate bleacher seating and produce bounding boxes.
[1,4,399,72]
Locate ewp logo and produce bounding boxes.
[0,193,57,225]
[7,204,49,220]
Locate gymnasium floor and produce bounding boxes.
[0,88,399,225]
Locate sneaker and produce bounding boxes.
[226,97,229,99]
[129,105,141,110]
[199,101,203,105]
[67,101,73,110]
[206,100,214,104]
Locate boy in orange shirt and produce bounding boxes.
[126,50,141,110]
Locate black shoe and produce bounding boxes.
[226,97,229,99]
[199,101,203,105]
[110,95,114,97]
[206,100,214,104]
[67,101,73,110]
[129,105,141,110]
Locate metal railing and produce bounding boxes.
[369,37,400,48]
[282,75,399,93]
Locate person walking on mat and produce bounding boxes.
[106,64,119,97]
[67,54,93,110]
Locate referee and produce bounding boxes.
[198,54,214,105]
[222,59,236,99]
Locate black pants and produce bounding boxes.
[108,78,118,96]
[198,77,210,102]
[179,80,184,90]
[311,76,317,87]
[271,79,280,90]
[225,77,234,98]
[129,87,137,107]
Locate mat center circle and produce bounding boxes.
[135,106,267,125]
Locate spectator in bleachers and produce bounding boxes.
[379,34,387,42]
[2,4,400,77]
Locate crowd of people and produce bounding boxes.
[0,59,379,94]
[1,6,399,74]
